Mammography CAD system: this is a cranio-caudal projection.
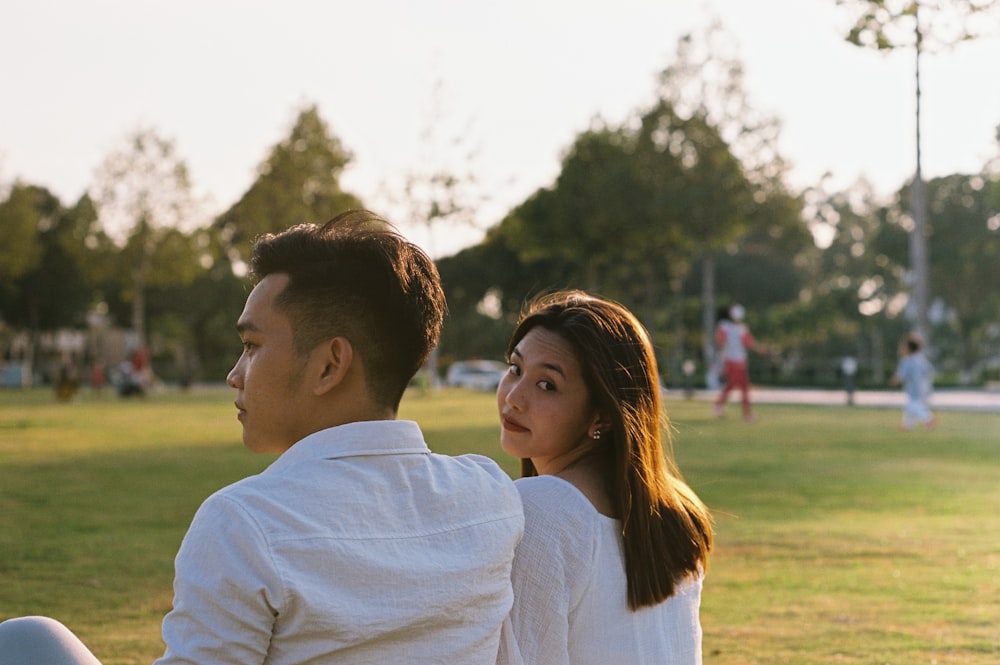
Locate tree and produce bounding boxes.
[901,173,1000,377]
[92,128,203,347]
[215,104,362,266]
[792,180,900,380]
[655,21,797,380]
[390,78,486,258]
[500,121,644,294]
[436,235,529,363]
[0,186,101,331]
[434,24,808,382]
[144,227,246,382]
[838,0,999,343]
[0,185,102,382]
[381,80,489,385]
[0,183,46,284]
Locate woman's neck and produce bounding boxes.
[554,455,616,518]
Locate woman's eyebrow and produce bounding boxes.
[512,347,566,379]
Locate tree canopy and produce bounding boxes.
[1,27,997,388]
[92,128,203,346]
[214,104,362,266]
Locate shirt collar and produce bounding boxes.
[266,420,429,474]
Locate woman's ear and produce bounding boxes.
[591,412,612,438]
[314,336,353,395]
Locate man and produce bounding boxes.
[0,210,524,664]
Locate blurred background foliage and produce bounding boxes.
[1,20,998,392]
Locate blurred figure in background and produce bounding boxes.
[890,333,936,431]
[713,303,769,422]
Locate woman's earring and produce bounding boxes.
[592,430,601,440]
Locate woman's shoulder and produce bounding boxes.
[515,475,598,517]
[512,476,608,592]
[513,475,613,554]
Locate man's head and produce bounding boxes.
[227,209,446,451]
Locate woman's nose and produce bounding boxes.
[500,377,523,409]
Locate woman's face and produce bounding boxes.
[496,326,602,475]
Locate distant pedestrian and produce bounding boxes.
[90,360,106,394]
[713,304,769,422]
[890,333,936,431]
[841,356,857,406]
[54,361,78,402]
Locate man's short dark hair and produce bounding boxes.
[248,209,446,409]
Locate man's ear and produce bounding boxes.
[314,336,353,396]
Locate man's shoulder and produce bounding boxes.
[194,472,268,515]
[433,453,518,491]
[440,451,505,470]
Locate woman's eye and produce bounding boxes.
[507,363,521,376]
[538,380,555,392]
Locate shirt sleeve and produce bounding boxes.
[893,357,911,383]
[665,573,705,665]
[715,325,727,348]
[154,492,283,665]
[503,478,596,665]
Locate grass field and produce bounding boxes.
[1,385,998,664]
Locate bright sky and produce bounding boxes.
[2,0,998,257]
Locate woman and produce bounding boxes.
[497,290,713,665]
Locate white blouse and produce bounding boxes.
[500,475,704,665]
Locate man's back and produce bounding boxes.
[156,420,523,665]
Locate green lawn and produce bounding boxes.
[1,386,998,664]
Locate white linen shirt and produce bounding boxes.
[499,475,703,665]
[155,420,524,665]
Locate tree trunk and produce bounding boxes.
[132,274,147,350]
[701,251,718,390]
[910,9,931,345]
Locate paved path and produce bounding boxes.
[669,387,1000,413]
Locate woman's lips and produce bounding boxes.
[501,415,528,433]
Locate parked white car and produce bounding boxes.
[445,360,508,391]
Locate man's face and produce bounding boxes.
[227,274,314,454]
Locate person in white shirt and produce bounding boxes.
[0,210,524,665]
[495,290,713,665]
[889,333,936,430]
[713,303,769,422]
